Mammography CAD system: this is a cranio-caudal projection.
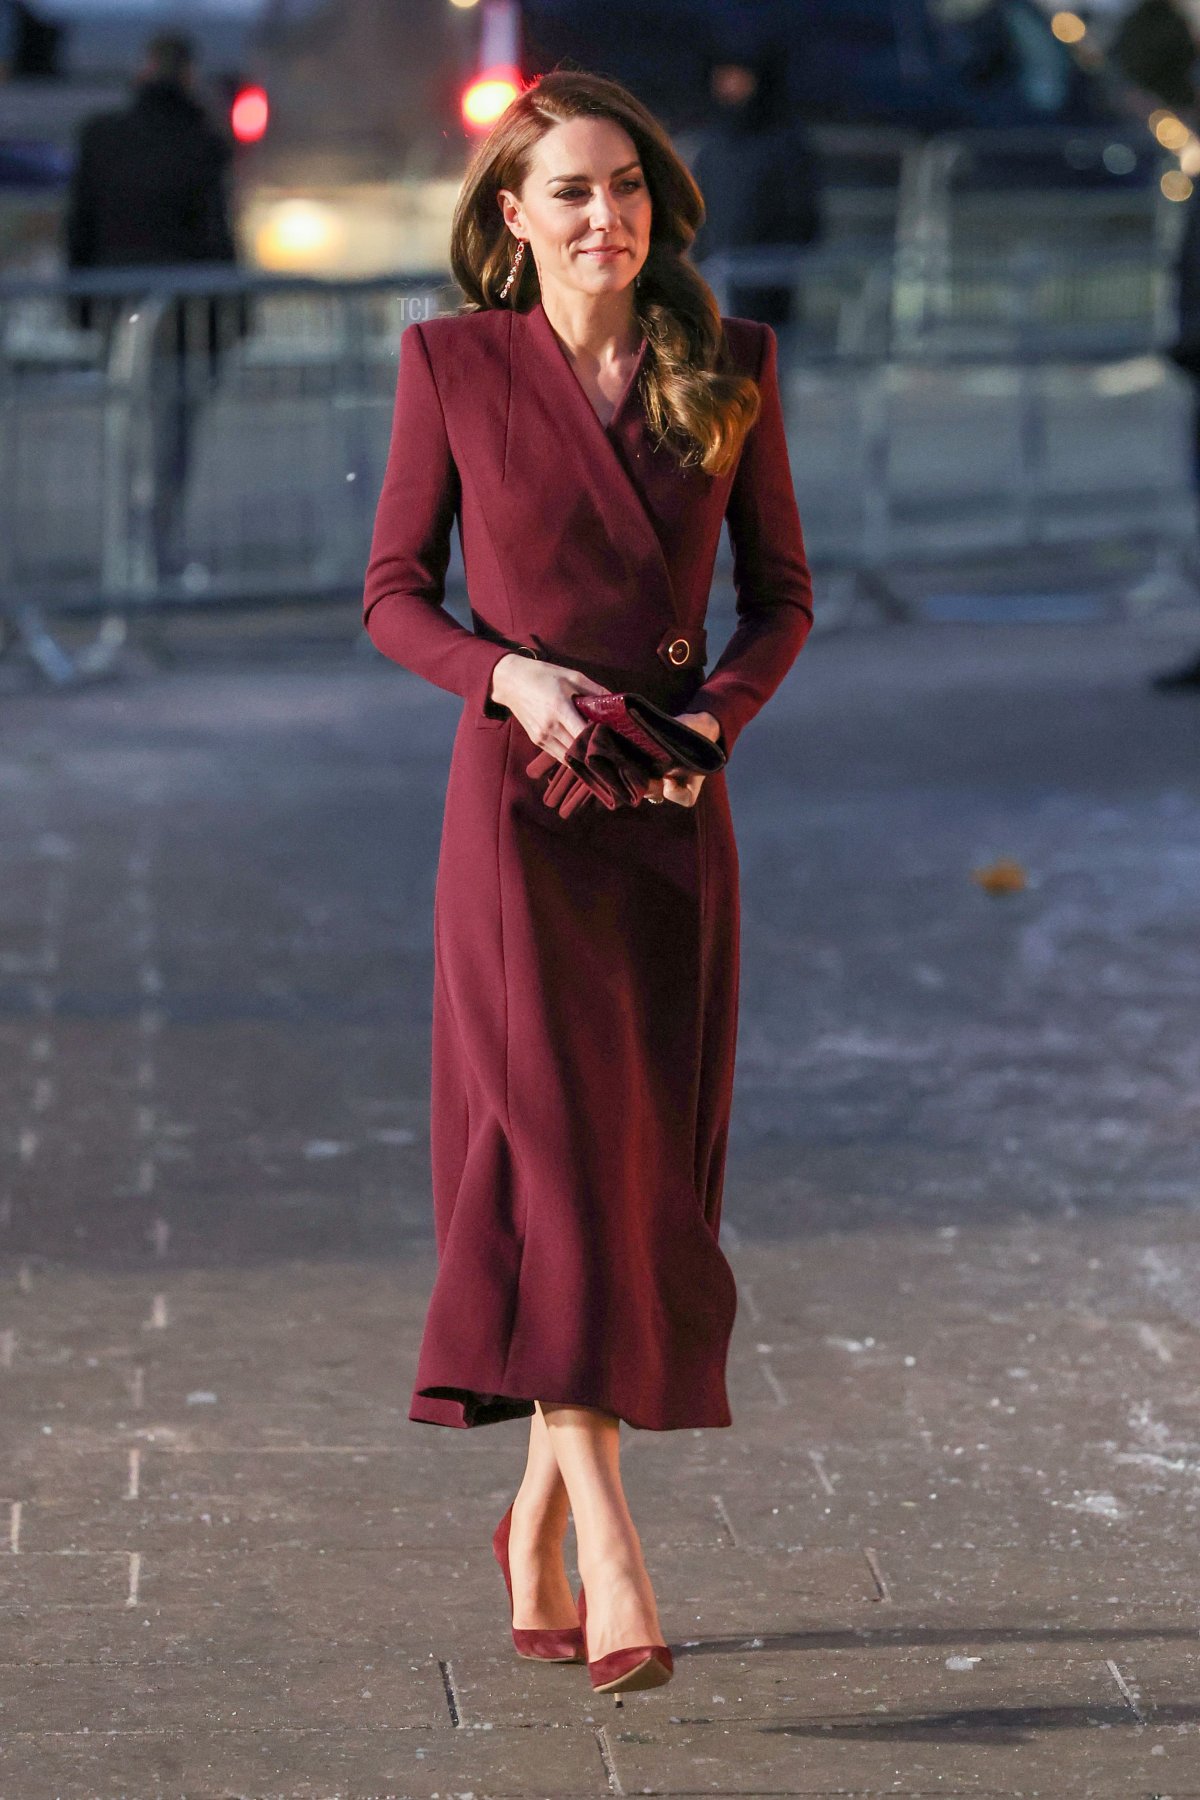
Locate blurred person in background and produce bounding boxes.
[1118,4,1200,688]
[65,30,243,577]
[689,44,823,329]
[1110,0,1200,112]
[1155,166,1200,689]
[4,2,64,77]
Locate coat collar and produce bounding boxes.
[526,295,650,434]
[514,298,681,629]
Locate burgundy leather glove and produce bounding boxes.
[546,760,599,819]
[523,690,716,819]
[525,723,656,816]
[525,747,593,817]
[566,721,656,808]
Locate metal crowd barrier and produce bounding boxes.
[0,266,459,681]
[0,246,1194,686]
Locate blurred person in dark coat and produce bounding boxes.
[66,29,236,277]
[690,46,824,329]
[65,31,243,576]
[0,2,15,77]
[1110,0,1199,113]
[1155,167,1200,688]
[3,2,64,77]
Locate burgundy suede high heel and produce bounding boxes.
[492,1502,586,1662]
[577,1582,674,1693]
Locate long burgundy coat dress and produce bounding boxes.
[362,295,813,1432]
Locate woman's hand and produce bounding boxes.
[497,659,723,813]
[490,652,609,760]
[649,710,723,808]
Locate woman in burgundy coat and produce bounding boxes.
[362,70,813,1692]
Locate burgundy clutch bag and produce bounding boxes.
[525,691,725,819]
[571,692,727,777]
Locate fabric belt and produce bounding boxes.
[474,619,707,673]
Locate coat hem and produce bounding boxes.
[409,1383,733,1432]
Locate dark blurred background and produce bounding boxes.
[0,0,1198,681]
[0,0,1189,276]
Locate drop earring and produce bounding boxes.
[499,238,526,301]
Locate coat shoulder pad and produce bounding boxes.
[719,314,769,376]
[416,307,508,347]
[411,306,508,380]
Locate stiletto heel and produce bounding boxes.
[492,1502,586,1662]
[577,1581,674,1692]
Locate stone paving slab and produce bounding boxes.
[608,1721,1199,1794]
[0,1654,451,1733]
[0,1725,613,1800]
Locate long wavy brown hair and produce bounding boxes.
[448,68,762,478]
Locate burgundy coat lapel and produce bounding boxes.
[513,300,682,630]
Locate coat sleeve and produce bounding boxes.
[686,322,814,759]
[362,321,514,723]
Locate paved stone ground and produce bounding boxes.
[2,603,1200,1798]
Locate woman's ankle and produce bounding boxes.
[576,1539,647,1589]
[511,1485,570,1538]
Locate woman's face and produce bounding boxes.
[498,115,652,306]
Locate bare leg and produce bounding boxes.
[506,1398,579,1630]
[539,1401,664,1661]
